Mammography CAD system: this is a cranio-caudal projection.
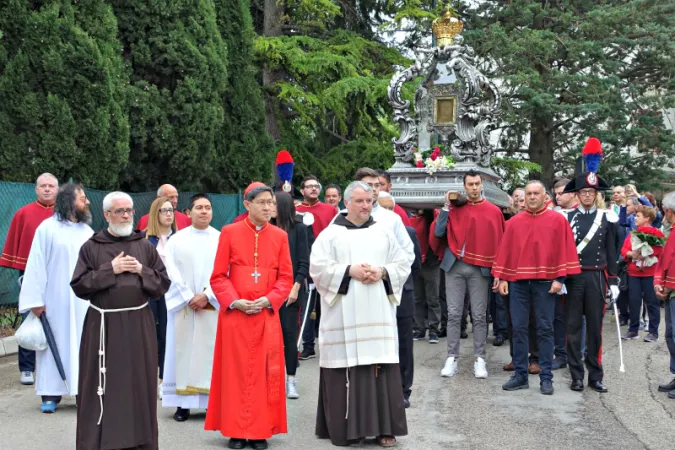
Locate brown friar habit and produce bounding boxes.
[71,230,170,450]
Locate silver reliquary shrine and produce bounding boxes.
[387,9,509,209]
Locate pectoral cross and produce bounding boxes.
[251,270,261,284]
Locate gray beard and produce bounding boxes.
[75,208,92,225]
[109,222,133,237]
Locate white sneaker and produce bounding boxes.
[474,357,488,379]
[20,371,34,385]
[286,378,299,399]
[440,357,458,377]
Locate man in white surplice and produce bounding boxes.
[18,183,94,413]
[162,194,220,422]
[310,181,410,446]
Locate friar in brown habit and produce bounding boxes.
[71,191,170,450]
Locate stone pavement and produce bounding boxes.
[0,311,673,450]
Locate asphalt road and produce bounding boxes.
[1,312,673,450]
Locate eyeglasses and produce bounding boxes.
[251,200,275,207]
[159,208,175,215]
[578,189,596,197]
[108,208,135,216]
[303,184,321,190]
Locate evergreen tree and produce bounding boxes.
[388,0,675,189]
[212,0,274,192]
[252,1,410,185]
[0,0,130,189]
[111,0,228,192]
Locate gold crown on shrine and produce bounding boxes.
[432,7,464,47]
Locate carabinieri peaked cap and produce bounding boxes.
[562,137,611,193]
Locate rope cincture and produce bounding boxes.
[88,302,149,426]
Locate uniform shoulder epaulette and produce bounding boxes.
[603,209,619,223]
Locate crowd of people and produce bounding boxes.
[1,139,675,449]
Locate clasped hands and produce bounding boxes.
[233,296,270,314]
[111,251,143,275]
[350,264,384,284]
[188,293,209,311]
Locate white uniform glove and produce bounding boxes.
[609,285,620,301]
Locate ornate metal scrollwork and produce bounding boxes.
[388,34,501,167]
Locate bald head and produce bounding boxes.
[378,191,395,211]
[35,173,59,205]
[157,184,179,209]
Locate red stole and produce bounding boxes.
[654,225,675,289]
[446,199,504,268]
[0,201,54,270]
[492,207,581,282]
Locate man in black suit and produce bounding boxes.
[378,193,421,408]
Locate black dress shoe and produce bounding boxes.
[570,379,584,391]
[172,407,190,422]
[493,335,505,347]
[588,380,608,393]
[658,377,675,392]
[227,438,247,449]
[249,440,268,450]
[460,330,468,339]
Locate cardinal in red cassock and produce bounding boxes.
[205,182,293,450]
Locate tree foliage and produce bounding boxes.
[111,0,229,192]
[0,0,130,189]
[211,0,274,192]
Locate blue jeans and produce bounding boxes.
[665,298,675,375]
[628,275,660,335]
[509,280,556,382]
[554,296,567,363]
[492,283,507,338]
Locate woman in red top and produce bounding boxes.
[621,206,664,342]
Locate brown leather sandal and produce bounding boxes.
[377,435,396,447]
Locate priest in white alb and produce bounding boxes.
[310,181,410,447]
[161,193,221,422]
[18,183,94,413]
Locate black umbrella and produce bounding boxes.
[39,312,69,392]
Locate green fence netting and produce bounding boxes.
[0,181,244,306]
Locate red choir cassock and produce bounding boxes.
[393,204,411,227]
[0,201,54,271]
[205,217,293,440]
[233,212,247,223]
[446,199,504,267]
[296,201,336,237]
[492,207,581,282]
[654,224,675,289]
[135,210,191,231]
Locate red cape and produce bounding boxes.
[492,207,581,282]
[394,204,411,227]
[411,211,444,263]
[233,212,247,223]
[0,201,54,270]
[135,210,191,231]
[654,225,675,289]
[446,199,504,268]
[205,218,293,439]
[296,201,336,237]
